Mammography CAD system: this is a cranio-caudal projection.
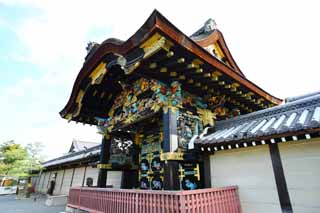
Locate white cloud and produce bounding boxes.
[1,73,102,159]
[1,0,320,160]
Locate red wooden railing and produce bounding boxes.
[68,186,241,213]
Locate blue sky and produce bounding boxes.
[0,4,37,85]
[0,1,110,159]
[0,0,319,159]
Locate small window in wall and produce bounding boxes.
[86,177,93,187]
[52,172,57,179]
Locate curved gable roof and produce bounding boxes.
[60,10,281,122]
[190,19,244,76]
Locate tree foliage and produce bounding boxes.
[0,140,43,177]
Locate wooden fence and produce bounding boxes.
[68,186,241,213]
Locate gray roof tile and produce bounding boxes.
[197,92,320,145]
[69,140,99,153]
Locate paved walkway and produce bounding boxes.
[0,194,65,213]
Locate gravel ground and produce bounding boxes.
[0,194,66,213]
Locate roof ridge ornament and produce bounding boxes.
[285,90,320,103]
[204,18,217,32]
[84,41,100,61]
[191,18,217,37]
[86,41,99,53]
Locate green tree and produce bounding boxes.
[25,142,44,171]
[0,141,43,176]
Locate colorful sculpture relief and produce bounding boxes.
[113,138,133,151]
[139,127,164,190]
[95,77,229,191]
[140,177,149,189]
[94,78,213,132]
[109,137,134,166]
[229,108,241,118]
[177,112,203,150]
[185,179,198,190]
[151,157,162,172]
[140,159,149,171]
[179,163,200,190]
[151,175,163,190]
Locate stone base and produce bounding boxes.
[65,206,88,213]
[45,195,68,206]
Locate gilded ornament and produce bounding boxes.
[166,51,174,57]
[64,114,72,123]
[160,152,184,161]
[160,67,167,73]
[214,107,228,117]
[97,164,112,169]
[149,62,157,69]
[73,90,85,117]
[89,62,107,85]
[140,80,149,92]
[141,34,167,59]
[197,108,216,127]
[151,103,161,112]
[124,115,135,124]
[125,61,141,75]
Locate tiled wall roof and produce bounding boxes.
[198,92,320,145]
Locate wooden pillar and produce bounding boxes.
[163,108,180,190]
[269,143,293,213]
[82,166,87,187]
[59,169,65,193]
[46,171,52,192]
[163,108,178,152]
[163,161,180,190]
[121,170,138,189]
[70,168,75,187]
[35,171,43,191]
[41,171,47,190]
[97,135,111,188]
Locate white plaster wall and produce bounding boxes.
[36,172,45,192]
[47,170,57,192]
[41,171,50,193]
[279,140,320,213]
[39,172,47,193]
[60,168,74,195]
[107,171,122,188]
[210,145,281,213]
[31,176,38,186]
[71,167,86,187]
[53,169,64,195]
[84,167,99,187]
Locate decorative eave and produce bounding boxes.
[60,10,282,123]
